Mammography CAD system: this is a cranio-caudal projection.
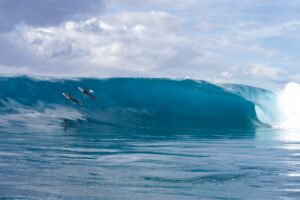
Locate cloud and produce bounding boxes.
[0,9,296,86]
[1,11,197,77]
[106,0,199,11]
[247,64,285,80]
[0,0,103,32]
[231,21,300,40]
[0,64,33,75]
[1,0,300,88]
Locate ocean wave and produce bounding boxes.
[0,76,281,133]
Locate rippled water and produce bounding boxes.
[1,128,300,199]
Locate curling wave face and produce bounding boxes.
[0,76,287,133]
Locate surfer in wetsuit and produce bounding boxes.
[65,93,81,105]
[80,87,97,99]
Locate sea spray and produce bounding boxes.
[277,82,300,129]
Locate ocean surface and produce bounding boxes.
[1,77,300,199]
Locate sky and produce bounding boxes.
[0,0,300,88]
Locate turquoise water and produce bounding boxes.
[2,129,300,199]
[1,77,299,199]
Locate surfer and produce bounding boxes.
[63,93,81,105]
[79,87,96,99]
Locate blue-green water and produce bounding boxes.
[2,129,300,199]
[1,77,299,199]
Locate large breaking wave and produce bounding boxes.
[0,76,297,133]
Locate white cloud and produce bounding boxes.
[0,64,34,76]
[2,11,195,77]
[247,64,284,80]
[1,0,300,88]
[0,10,294,86]
[221,71,233,78]
[231,21,300,40]
[0,0,103,32]
[106,0,200,11]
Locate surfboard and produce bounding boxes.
[63,93,82,105]
[62,93,69,99]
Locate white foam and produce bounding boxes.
[264,82,300,129]
[224,82,300,129]
[0,99,85,133]
[275,82,300,129]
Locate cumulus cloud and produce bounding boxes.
[0,10,296,84]
[247,64,284,80]
[0,0,103,32]
[0,64,33,75]
[0,0,300,88]
[1,11,197,77]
